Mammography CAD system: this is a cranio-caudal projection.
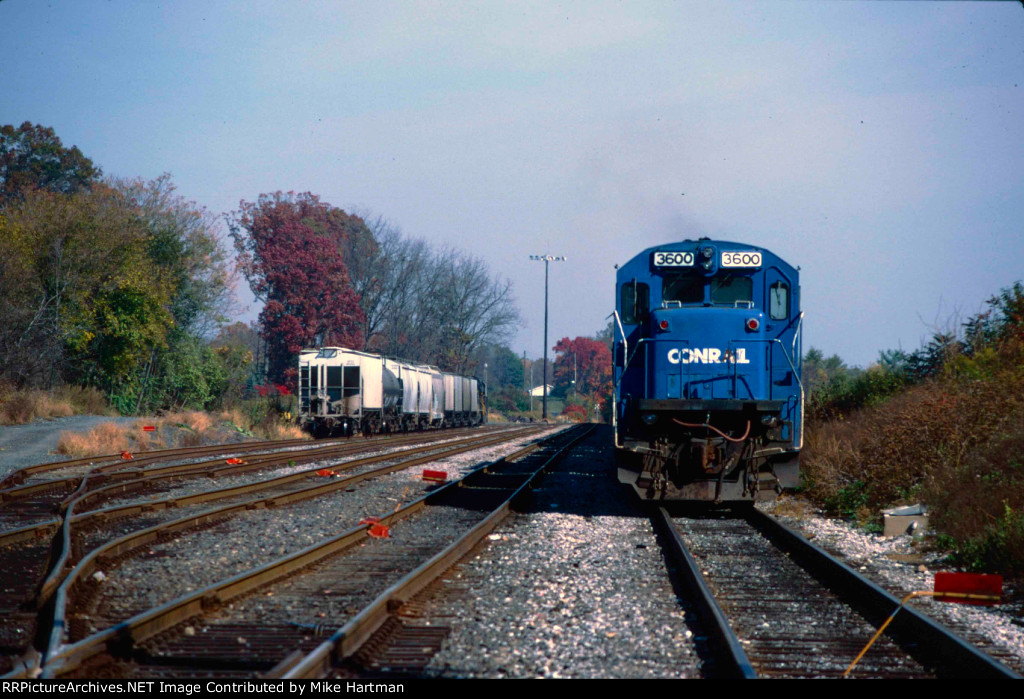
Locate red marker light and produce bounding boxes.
[746,318,760,332]
[659,320,669,331]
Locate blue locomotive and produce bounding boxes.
[613,239,802,501]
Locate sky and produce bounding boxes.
[2,0,1022,368]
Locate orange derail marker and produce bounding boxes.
[845,572,1002,678]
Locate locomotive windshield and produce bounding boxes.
[662,273,703,305]
[661,273,754,306]
[710,275,753,306]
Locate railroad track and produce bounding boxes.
[655,505,1022,679]
[32,424,586,678]
[0,424,536,677]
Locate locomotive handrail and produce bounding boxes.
[611,311,627,447]
[769,338,803,450]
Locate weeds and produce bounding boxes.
[802,282,1024,574]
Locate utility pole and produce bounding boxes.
[529,254,565,420]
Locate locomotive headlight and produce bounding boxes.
[642,413,658,425]
[700,246,714,270]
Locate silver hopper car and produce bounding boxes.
[298,347,485,436]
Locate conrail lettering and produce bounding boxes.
[667,347,750,365]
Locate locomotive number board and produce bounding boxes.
[720,251,762,268]
[652,251,694,267]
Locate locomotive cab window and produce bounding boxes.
[621,281,649,324]
[662,273,703,305]
[769,281,789,320]
[710,275,753,306]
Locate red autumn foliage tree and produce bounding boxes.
[553,336,612,407]
[228,192,366,388]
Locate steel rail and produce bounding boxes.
[0,435,331,491]
[652,507,757,679]
[0,435,388,504]
[70,427,531,526]
[0,426,503,505]
[69,427,510,511]
[281,424,596,679]
[747,508,1021,680]
[40,426,568,677]
[0,428,525,549]
[37,427,543,609]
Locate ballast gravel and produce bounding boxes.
[423,513,700,678]
[764,499,1024,674]
[422,429,704,679]
[86,426,567,625]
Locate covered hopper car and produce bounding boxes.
[298,347,484,437]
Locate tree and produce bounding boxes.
[228,192,365,387]
[113,174,234,336]
[0,122,100,207]
[346,215,433,356]
[0,184,174,391]
[428,251,520,373]
[552,336,612,408]
[345,220,520,374]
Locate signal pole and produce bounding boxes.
[529,254,565,419]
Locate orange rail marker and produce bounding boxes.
[225,458,245,465]
[315,469,335,477]
[120,451,133,460]
[422,469,448,483]
[367,523,390,539]
[141,425,156,432]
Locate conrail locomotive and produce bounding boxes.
[613,239,802,501]
[298,347,484,436]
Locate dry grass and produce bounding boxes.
[257,422,306,440]
[0,383,110,425]
[57,422,139,456]
[54,408,309,457]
